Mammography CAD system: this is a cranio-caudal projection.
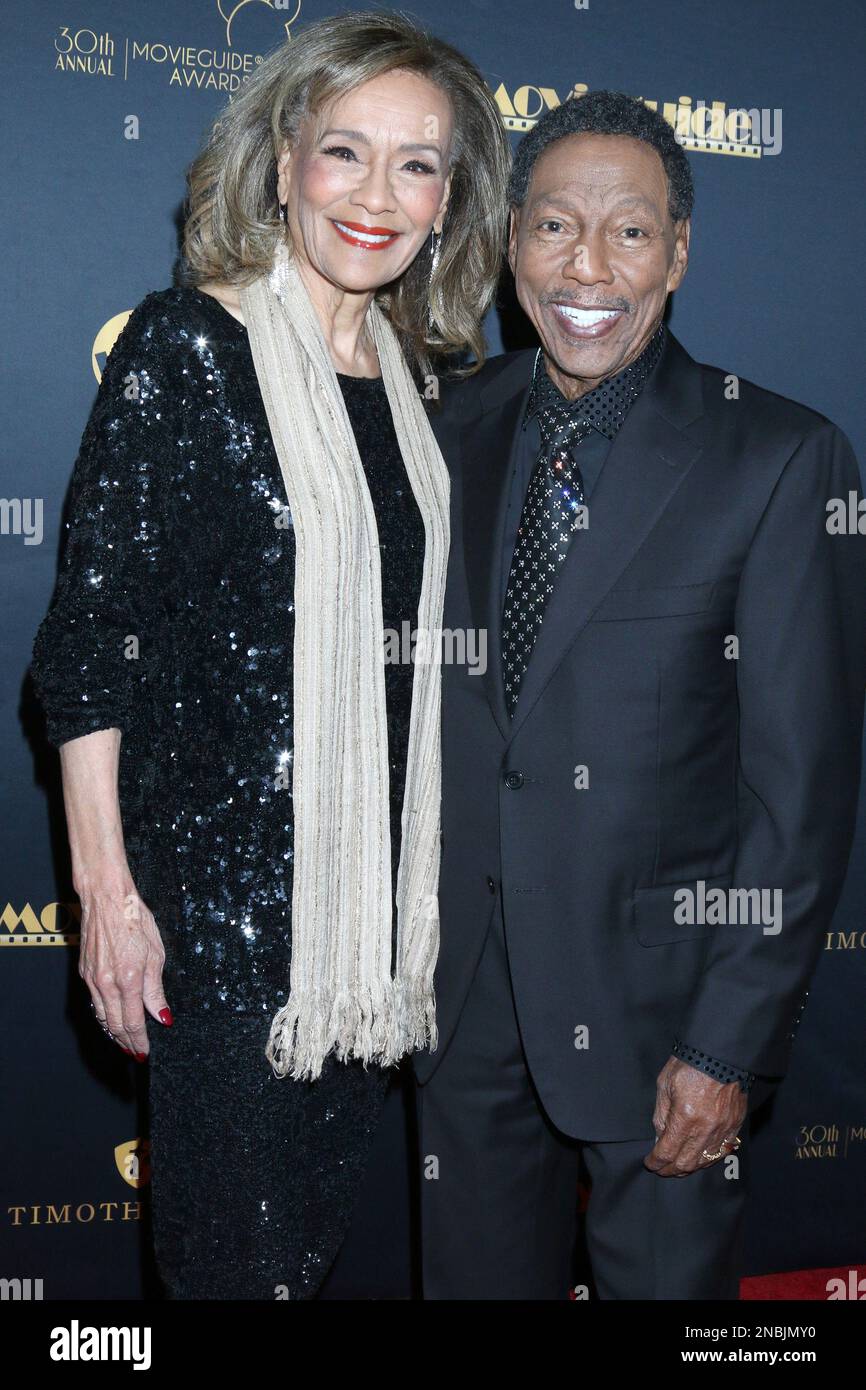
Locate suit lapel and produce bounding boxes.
[459,352,535,740]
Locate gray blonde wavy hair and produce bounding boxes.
[180,10,511,374]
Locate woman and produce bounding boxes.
[31,10,510,1299]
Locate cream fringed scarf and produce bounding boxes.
[238,244,449,1082]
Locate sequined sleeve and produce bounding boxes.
[31,294,173,747]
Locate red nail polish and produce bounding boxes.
[158,1007,174,1026]
[135,1053,147,1063]
[121,1047,133,1056]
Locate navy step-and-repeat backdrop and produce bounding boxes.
[2,0,864,1298]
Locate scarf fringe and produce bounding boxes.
[265,977,439,1082]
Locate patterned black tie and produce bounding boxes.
[502,324,666,718]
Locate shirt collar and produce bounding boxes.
[524,320,667,441]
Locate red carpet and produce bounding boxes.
[740,1265,866,1300]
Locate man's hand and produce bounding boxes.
[644,1056,747,1176]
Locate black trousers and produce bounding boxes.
[417,900,749,1300]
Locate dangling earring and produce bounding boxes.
[269,200,292,303]
[428,228,442,330]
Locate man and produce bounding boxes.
[416,91,866,1300]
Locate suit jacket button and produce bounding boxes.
[504,770,524,789]
[486,876,496,894]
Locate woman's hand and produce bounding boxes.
[58,728,173,1061]
[78,873,171,1060]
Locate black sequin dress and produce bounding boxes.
[30,286,426,1299]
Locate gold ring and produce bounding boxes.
[702,1135,742,1162]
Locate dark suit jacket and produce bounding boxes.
[415,329,866,1140]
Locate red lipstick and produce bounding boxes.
[331,219,401,250]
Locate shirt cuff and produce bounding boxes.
[672,1038,756,1093]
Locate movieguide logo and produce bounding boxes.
[50,1320,151,1370]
